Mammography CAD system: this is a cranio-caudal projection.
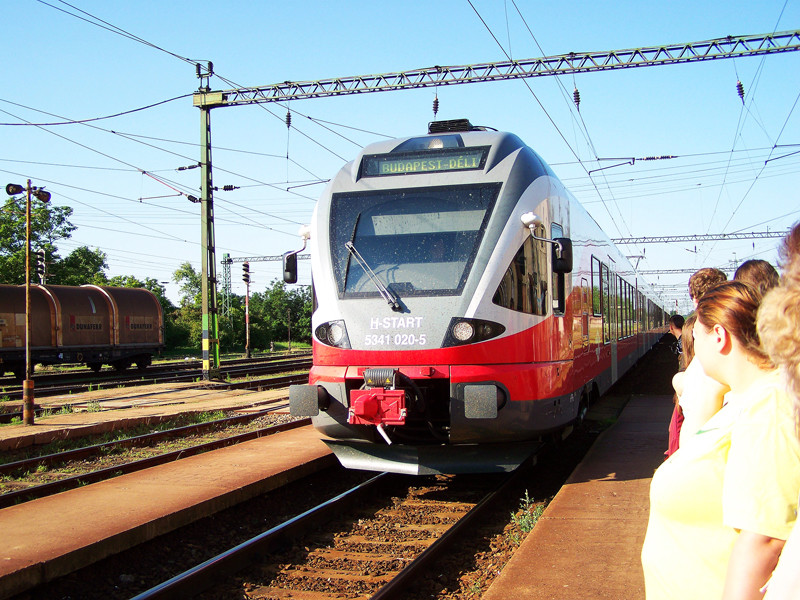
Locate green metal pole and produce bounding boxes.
[200,106,220,379]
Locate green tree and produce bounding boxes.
[47,246,109,285]
[173,261,202,307]
[0,195,76,284]
[249,280,312,349]
[172,262,203,350]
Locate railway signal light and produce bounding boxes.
[242,262,250,284]
[36,250,46,277]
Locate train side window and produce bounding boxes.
[551,223,565,315]
[591,256,601,316]
[492,227,548,316]
[601,263,611,343]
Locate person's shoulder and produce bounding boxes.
[739,371,794,419]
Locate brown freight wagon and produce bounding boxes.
[0,284,164,379]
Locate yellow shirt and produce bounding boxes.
[642,370,800,600]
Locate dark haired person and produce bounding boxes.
[668,314,685,359]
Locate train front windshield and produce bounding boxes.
[330,183,500,298]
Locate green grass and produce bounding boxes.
[510,490,546,535]
[0,410,229,466]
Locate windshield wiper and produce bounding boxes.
[345,241,402,312]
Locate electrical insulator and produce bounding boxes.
[285,110,292,129]
[242,262,250,284]
[736,80,745,103]
[573,87,581,111]
[433,95,439,118]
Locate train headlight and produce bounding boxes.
[327,322,345,345]
[443,318,506,347]
[315,320,351,349]
[452,321,475,342]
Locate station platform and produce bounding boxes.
[0,382,292,451]
[483,393,673,600]
[0,424,334,600]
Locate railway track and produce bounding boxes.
[0,353,311,398]
[132,465,530,599]
[0,407,309,508]
[0,361,311,424]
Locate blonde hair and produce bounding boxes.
[779,222,800,285]
[757,223,800,431]
[758,287,800,400]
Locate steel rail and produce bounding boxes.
[131,472,390,600]
[0,416,309,508]
[132,455,536,599]
[0,406,292,476]
[369,464,529,600]
[0,358,311,408]
[0,372,308,424]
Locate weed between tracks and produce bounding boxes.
[0,410,227,466]
[0,412,299,500]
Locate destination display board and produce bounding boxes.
[361,146,489,177]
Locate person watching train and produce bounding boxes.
[754,223,800,599]
[734,259,780,296]
[688,267,727,307]
[642,280,800,599]
[668,314,685,360]
[676,267,729,448]
[666,314,695,458]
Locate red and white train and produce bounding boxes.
[285,119,668,474]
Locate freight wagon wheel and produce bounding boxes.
[135,356,151,370]
[112,359,131,372]
[87,362,102,373]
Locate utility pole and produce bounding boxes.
[243,262,251,358]
[195,63,223,380]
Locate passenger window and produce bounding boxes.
[493,226,548,316]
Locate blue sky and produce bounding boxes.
[3,1,799,312]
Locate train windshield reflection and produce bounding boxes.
[330,183,500,297]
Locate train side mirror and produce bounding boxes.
[552,238,573,274]
[283,224,311,284]
[283,251,298,284]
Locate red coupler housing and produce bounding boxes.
[348,388,406,426]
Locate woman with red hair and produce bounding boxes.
[642,281,800,599]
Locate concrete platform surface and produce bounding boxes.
[483,394,673,600]
[0,384,291,450]
[0,425,334,600]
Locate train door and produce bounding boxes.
[579,278,589,351]
[551,223,570,361]
[601,259,618,382]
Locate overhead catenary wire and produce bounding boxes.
[35,0,205,68]
[0,95,192,126]
[469,0,632,238]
